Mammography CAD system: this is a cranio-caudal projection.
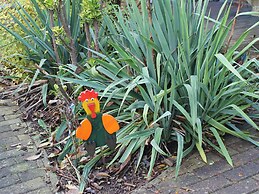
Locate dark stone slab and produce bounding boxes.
[18,168,46,183]
[0,177,46,194]
[0,174,20,189]
[0,149,26,161]
[213,178,259,194]
[232,148,259,166]
[230,140,257,153]
[0,167,10,179]
[27,187,53,194]
[194,159,233,179]
[0,125,12,133]
[0,118,22,127]
[223,162,259,182]
[224,135,242,146]
[177,173,202,187]
[0,158,17,169]
[188,175,232,193]
[0,136,20,147]
[0,130,25,139]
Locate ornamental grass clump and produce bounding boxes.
[58,0,258,190]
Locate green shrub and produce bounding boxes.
[58,0,258,191]
[0,0,37,81]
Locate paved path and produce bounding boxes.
[208,1,259,57]
[0,98,57,194]
[132,127,259,194]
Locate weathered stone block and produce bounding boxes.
[0,118,22,127]
[10,163,31,173]
[0,167,10,179]
[27,187,52,194]
[231,140,256,153]
[0,125,12,133]
[0,107,19,116]
[0,115,4,121]
[188,175,232,193]
[0,99,17,106]
[0,177,46,194]
[17,134,31,141]
[4,114,22,120]
[0,174,20,189]
[18,168,45,182]
[0,130,24,139]
[232,148,259,166]
[194,159,233,179]
[0,136,19,147]
[10,122,27,131]
[214,178,259,194]
[178,154,206,175]
[0,158,17,169]
[177,173,202,187]
[224,135,242,146]
[223,162,259,182]
[0,149,26,160]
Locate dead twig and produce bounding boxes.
[226,0,242,50]
[66,155,81,183]
[57,172,78,183]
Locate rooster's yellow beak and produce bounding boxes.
[82,98,100,118]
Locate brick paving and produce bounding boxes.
[208,1,259,57]
[132,130,259,194]
[0,99,57,194]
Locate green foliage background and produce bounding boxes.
[0,0,37,80]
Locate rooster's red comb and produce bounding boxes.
[78,89,98,102]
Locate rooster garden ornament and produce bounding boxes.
[76,89,120,156]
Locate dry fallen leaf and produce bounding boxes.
[60,158,69,169]
[94,172,111,180]
[48,153,58,158]
[163,157,176,167]
[91,182,103,190]
[48,99,58,105]
[25,152,42,161]
[124,182,136,188]
[79,156,90,164]
[115,155,131,175]
[10,143,21,147]
[38,141,50,148]
[66,184,79,190]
